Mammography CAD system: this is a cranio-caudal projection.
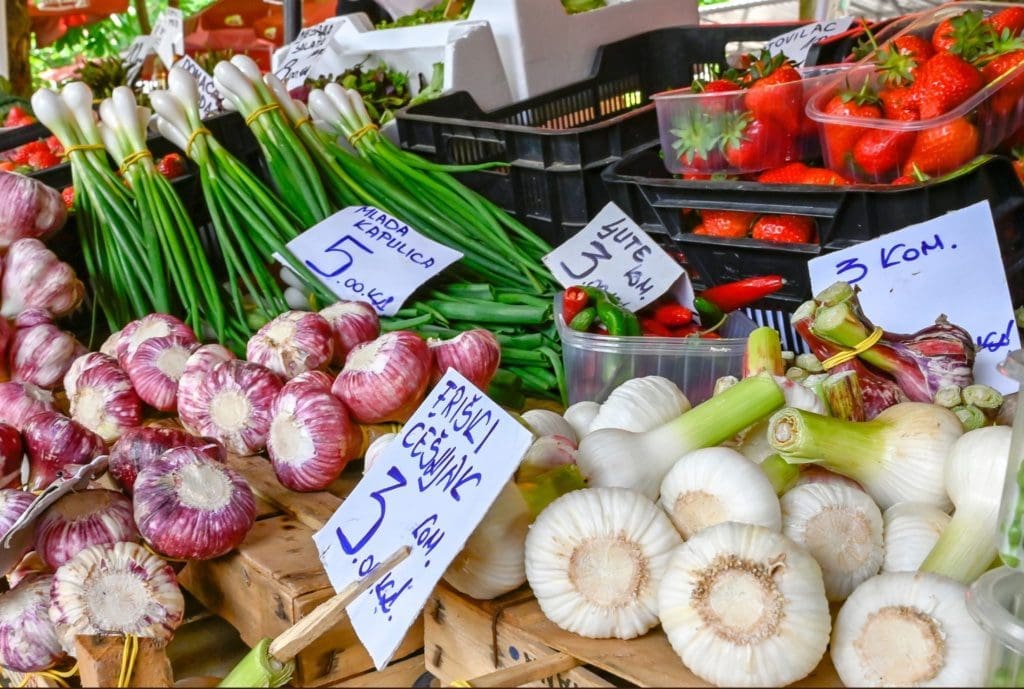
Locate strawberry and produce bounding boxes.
[892,35,935,63]
[743,54,804,134]
[26,149,60,170]
[902,118,979,176]
[756,162,848,185]
[820,85,881,175]
[44,135,62,156]
[3,106,34,128]
[693,78,741,94]
[982,50,1024,117]
[853,129,917,179]
[751,215,815,243]
[670,109,725,172]
[932,17,958,53]
[1013,149,1024,183]
[156,153,187,179]
[698,210,756,238]
[719,112,793,170]
[942,10,999,62]
[911,52,983,119]
[0,161,14,172]
[61,186,75,210]
[878,85,919,120]
[986,6,1024,39]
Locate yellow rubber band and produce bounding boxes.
[62,143,105,158]
[821,327,884,370]
[117,634,139,688]
[13,662,79,688]
[185,127,212,159]
[117,150,153,176]
[348,123,378,146]
[293,116,313,130]
[450,682,473,687]
[244,102,281,127]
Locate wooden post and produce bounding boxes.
[4,0,30,95]
[74,635,174,688]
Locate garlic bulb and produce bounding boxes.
[124,334,198,411]
[428,329,501,391]
[0,489,35,563]
[444,481,531,600]
[659,448,781,539]
[562,401,599,439]
[831,571,986,686]
[176,343,235,414]
[319,300,380,365]
[658,521,831,687]
[109,426,225,495]
[246,311,334,380]
[178,359,282,455]
[363,432,395,474]
[521,409,577,443]
[13,308,52,328]
[332,331,431,424]
[0,575,63,672]
[882,503,950,573]
[49,542,184,654]
[519,435,578,482]
[34,489,139,569]
[114,313,196,368]
[67,358,142,443]
[9,321,85,390]
[589,376,691,434]
[0,381,55,431]
[0,171,67,249]
[0,423,24,488]
[134,446,255,559]
[524,487,682,639]
[268,371,360,491]
[781,481,884,601]
[99,330,121,357]
[24,411,106,491]
[0,238,83,318]
[63,352,112,399]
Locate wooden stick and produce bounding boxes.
[455,652,581,687]
[443,0,465,18]
[268,546,411,662]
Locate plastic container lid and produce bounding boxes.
[967,567,1024,654]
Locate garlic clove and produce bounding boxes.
[246,310,334,380]
[521,409,577,443]
[67,358,142,443]
[0,238,83,319]
[0,574,64,672]
[363,432,396,474]
[332,331,431,424]
[427,329,501,391]
[0,423,24,488]
[115,313,197,369]
[24,411,105,491]
[134,447,255,560]
[63,352,114,400]
[563,401,599,440]
[319,300,380,366]
[10,321,86,390]
[124,334,198,411]
[0,381,55,432]
[108,426,225,495]
[34,488,139,569]
[176,344,235,425]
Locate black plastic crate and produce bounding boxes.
[603,144,1024,312]
[395,22,805,246]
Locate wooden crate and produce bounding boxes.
[425,583,842,688]
[179,455,424,687]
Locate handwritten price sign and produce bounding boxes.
[280,206,462,316]
[313,370,533,669]
[174,57,223,117]
[273,20,341,90]
[542,202,684,311]
[808,201,1020,393]
[765,17,855,65]
[152,8,185,69]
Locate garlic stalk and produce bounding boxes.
[562,401,599,439]
[658,448,781,539]
[524,487,682,639]
[658,521,831,687]
[520,409,577,443]
[588,376,691,434]
[881,502,950,573]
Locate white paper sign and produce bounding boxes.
[152,8,185,69]
[313,370,533,669]
[122,35,154,83]
[280,205,463,316]
[765,17,855,65]
[274,21,342,89]
[808,201,1020,393]
[174,56,223,118]
[542,202,684,311]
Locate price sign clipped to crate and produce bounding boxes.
[122,35,154,83]
[312,369,533,669]
[808,201,1021,393]
[764,17,855,66]
[274,20,343,90]
[542,202,688,311]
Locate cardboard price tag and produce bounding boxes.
[313,369,533,669]
[152,8,185,69]
[542,202,684,311]
[174,56,223,117]
[122,35,154,83]
[274,21,342,90]
[279,205,462,316]
[765,17,855,65]
[808,201,1021,393]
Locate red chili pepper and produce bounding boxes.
[701,332,722,339]
[670,324,700,338]
[698,276,786,313]
[562,286,589,324]
[641,319,672,337]
[653,303,693,327]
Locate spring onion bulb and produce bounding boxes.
[658,522,831,687]
[881,502,950,573]
[524,487,682,639]
[658,448,781,539]
[588,376,691,434]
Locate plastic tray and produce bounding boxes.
[396,22,806,245]
[967,567,1024,687]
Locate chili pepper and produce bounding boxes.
[702,332,722,339]
[698,276,786,313]
[671,323,701,338]
[693,297,725,329]
[581,286,621,305]
[653,303,694,327]
[622,310,642,337]
[596,299,632,336]
[562,286,589,324]
[641,319,672,337]
[569,306,597,332]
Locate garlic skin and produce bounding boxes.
[13,308,53,328]
[176,344,235,415]
[24,411,106,491]
[0,315,11,380]
[109,426,225,495]
[0,575,63,672]
[0,381,55,431]
[521,409,577,443]
[563,401,599,439]
[115,313,197,368]
[134,446,256,560]
[67,358,142,443]
[34,489,139,569]
[178,360,283,456]
[659,448,782,539]
[658,521,831,688]
[0,239,83,319]
[428,329,501,390]
[332,331,431,424]
[589,376,691,433]
[0,423,24,488]
[124,334,198,411]
[781,482,884,602]
[6,552,47,587]
[246,310,334,380]
[445,481,531,600]
[882,503,950,573]
[363,432,396,474]
[99,330,121,357]
[63,352,113,400]
[267,371,359,492]
[320,301,380,366]
[0,489,35,563]
[525,487,682,639]
[0,171,67,249]
[9,321,85,390]
[49,541,185,654]
[831,572,986,687]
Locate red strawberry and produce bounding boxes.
[986,6,1024,39]
[61,186,75,209]
[698,210,756,238]
[1013,152,1024,184]
[982,50,1024,118]
[932,17,958,53]
[744,62,804,134]
[670,109,725,172]
[26,149,59,170]
[878,86,919,121]
[853,129,918,180]
[694,78,741,94]
[44,135,62,155]
[798,167,850,185]
[751,215,816,243]
[720,112,793,170]
[756,162,848,185]
[911,52,983,119]
[820,86,882,175]
[156,153,187,179]
[3,106,33,128]
[0,161,14,172]
[902,118,979,176]
[892,35,935,63]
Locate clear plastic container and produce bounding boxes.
[966,567,1024,687]
[806,2,1024,185]
[652,67,847,176]
[998,349,1024,568]
[555,299,754,405]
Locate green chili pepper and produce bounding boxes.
[622,310,642,336]
[569,306,597,332]
[694,296,725,328]
[596,299,631,336]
